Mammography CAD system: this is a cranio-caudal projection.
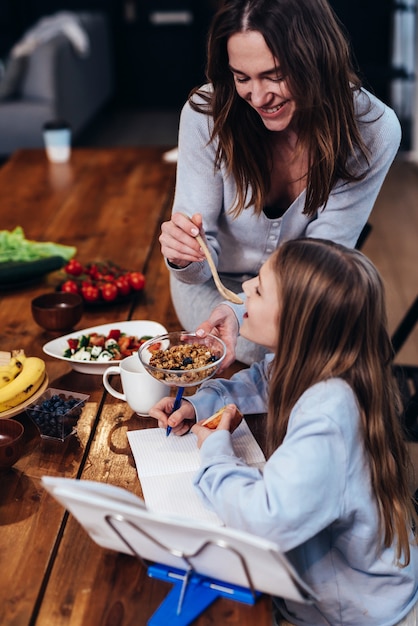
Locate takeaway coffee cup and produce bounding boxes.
[103,354,169,416]
[43,120,71,163]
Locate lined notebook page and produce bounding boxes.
[127,421,265,525]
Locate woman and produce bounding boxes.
[160,0,401,366]
[150,239,418,625]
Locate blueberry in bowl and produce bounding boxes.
[26,388,89,441]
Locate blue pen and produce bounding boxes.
[166,386,185,437]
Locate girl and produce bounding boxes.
[150,238,418,625]
[159,0,401,366]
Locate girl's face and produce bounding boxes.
[227,30,296,132]
[241,257,280,351]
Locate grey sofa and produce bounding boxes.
[0,12,114,157]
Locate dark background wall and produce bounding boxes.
[329,1,393,105]
[0,1,393,108]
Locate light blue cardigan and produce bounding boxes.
[169,86,401,286]
[167,86,401,364]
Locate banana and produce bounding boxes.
[0,356,46,412]
[0,351,26,389]
[0,368,15,389]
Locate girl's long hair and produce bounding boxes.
[190,0,370,217]
[267,239,416,565]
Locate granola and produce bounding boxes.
[149,343,219,384]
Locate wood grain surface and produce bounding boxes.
[0,148,272,626]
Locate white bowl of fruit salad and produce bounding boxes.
[42,320,167,374]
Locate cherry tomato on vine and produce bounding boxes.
[64,259,84,276]
[115,276,131,297]
[86,264,100,280]
[101,282,118,302]
[128,272,145,291]
[81,283,100,303]
[61,280,79,294]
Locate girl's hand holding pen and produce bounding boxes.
[148,396,196,437]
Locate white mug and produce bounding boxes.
[102,354,169,416]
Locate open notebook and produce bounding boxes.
[42,475,316,604]
[127,420,266,525]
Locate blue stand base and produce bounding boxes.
[147,563,260,626]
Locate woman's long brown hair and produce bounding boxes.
[266,239,416,565]
[190,0,371,217]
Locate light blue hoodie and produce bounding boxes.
[187,364,418,625]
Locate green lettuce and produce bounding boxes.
[0,226,76,263]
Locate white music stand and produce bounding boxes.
[42,477,316,625]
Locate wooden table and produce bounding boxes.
[0,148,272,626]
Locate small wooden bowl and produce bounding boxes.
[31,292,83,332]
[0,419,24,470]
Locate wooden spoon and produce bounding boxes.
[180,213,243,304]
[194,233,244,305]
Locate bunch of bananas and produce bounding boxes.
[0,350,25,388]
[0,350,46,412]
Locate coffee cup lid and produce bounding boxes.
[43,119,71,131]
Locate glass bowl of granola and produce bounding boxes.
[138,332,227,387]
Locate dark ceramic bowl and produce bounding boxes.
[31,292,83,331]
[0,419,24,470]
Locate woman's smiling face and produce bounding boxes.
[241,256,280,351]
[227,30,296,132]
